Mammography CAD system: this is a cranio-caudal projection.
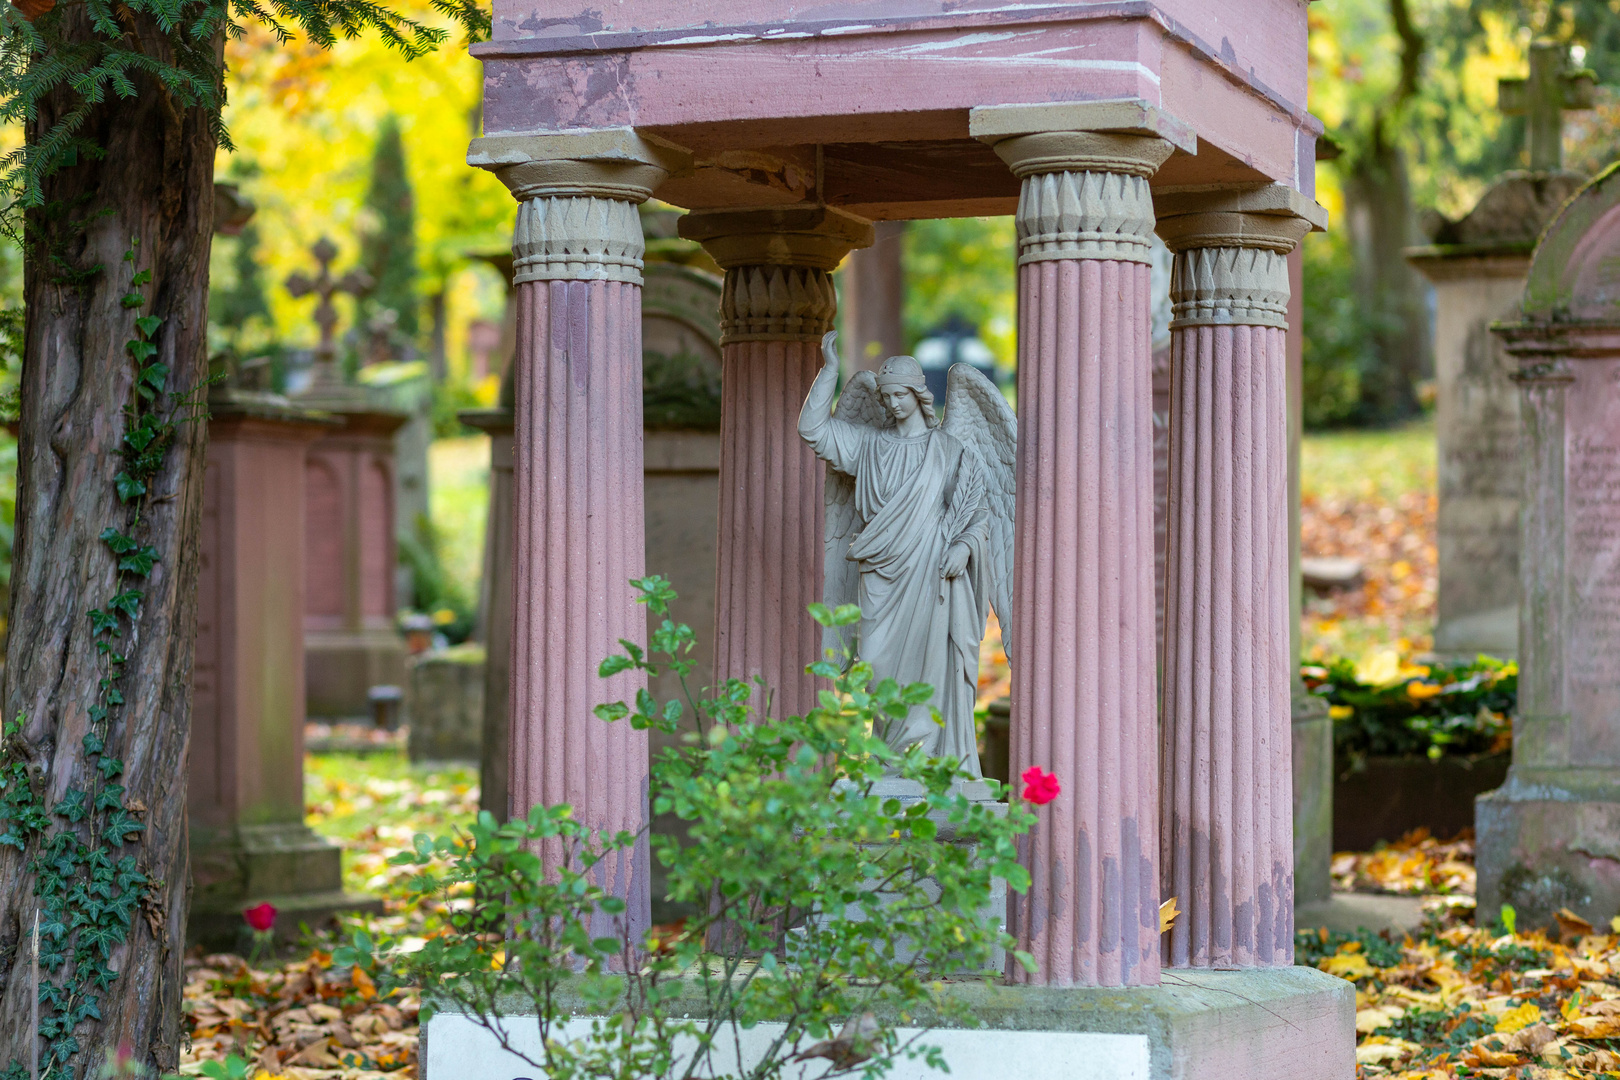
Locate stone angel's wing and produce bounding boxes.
[823,369,885,660]
[941,363,1018,661]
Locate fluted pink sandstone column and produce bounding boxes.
[984,128,1174,987]
[1154,186,1325,968]
[471,131,685,938]
[678,208,874,719]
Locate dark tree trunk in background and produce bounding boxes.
[0,11,216,1075]
[840,221,907,374]
[1343,122,1430,423]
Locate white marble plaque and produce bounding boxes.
[422,1013,1151,1080]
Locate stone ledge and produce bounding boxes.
[422,967,1353,1080]
[188,889,383,951]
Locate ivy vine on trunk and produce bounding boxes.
[0,0,487,1072]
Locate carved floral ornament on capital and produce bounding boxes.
[1167,246,1292,331]
[719,265,837,346]
[512,194,646,286]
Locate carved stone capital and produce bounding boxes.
[1014,168,1159,266]
[1155,185,1328,330]
[678,205,874,272]
[718,264,837,345]
[1169,247,1291,330]
[468,128,689,203]
[511,196,646,286]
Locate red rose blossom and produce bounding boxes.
[243,902,277,932]
[1021,766,1061,806]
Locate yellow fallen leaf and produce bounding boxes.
[1496,1000,1543,1033]
[1406,681,1443,700]
[1321,952,1373,980]
[1355,1038,1421,1066]
[1356,1004,1405,1034]
[1159,896,1179,934]
[1328,704,1354,720]
[1555,907,1595,942]
[351,964,376,1000]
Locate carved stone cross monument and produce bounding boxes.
[286,237,373,396]
[1498,40,1595,172]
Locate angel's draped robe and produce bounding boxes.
[803,416,990,775]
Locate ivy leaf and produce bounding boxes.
[113,471,146,502]
[127,339,157,362]
[52,788,88,823]
[88,609,118,635]
[124,426,155,452]
[108,590,142,618]
[141,362,168,390]
[134,315,162,337]
[99,528,138,554]
[119,292,143,309]
[118,545,158,576]
[130,269,152,286]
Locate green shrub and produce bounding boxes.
[343,577,1037,1080]
[1304,654,1515,766]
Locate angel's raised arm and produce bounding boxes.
[797,330,843,441]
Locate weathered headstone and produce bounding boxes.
[1479,164,1620,930]
[287,238,411,717]
[407,643,486,763]
[1408,41,1590,658]
[188,385,379,945]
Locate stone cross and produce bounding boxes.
[286,237,372,390]
[1498,39,1595,172]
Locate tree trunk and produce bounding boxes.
[838,221,906,375]
[1342,120,1430,424]
[0,14,216,1077]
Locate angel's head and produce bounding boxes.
[875,356,937,428]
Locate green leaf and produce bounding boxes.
[598,655,634,678]
[119,293,144,309]
[113,472,146,502]
[130,269,152,286]
[118,546,159,576]
[98,528,138,554]
[134,315,163,337]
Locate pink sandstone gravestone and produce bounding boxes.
[436,4,1355,1076]
[1480,165,1620,932]
[189,388,379,944]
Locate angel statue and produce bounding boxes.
[798,330,1016,777]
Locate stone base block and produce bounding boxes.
[189,889,385,952]
[1292,689,1333,906]
[1296,892,1428,936]
[1433,603,1518,660]
[306,626,407,718]
[1477,773,1620,932]
[189,822,381,948]
[421,968,1354,1080]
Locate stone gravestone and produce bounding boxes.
[188,383,379,945]
[287,238,411,718]
[407,643,486,763]
[473,259,724,841]
[1479,164,1620,931]
[1408,40,1590,658]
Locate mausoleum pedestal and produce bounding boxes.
[1479,167,1620,931]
